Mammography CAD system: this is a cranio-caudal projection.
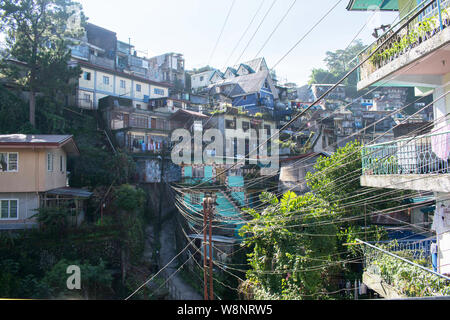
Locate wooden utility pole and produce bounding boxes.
[202,195,215,301]
[208,197,214,301]
[203,197,209,301]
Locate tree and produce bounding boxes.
[309,40,366,88]
[0,0,84,127]
[240,142,391,299]
[42,259,113,299]
[240,191,340,300]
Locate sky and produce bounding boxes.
[77,0,398,85]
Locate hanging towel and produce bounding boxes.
[431,124,450,160]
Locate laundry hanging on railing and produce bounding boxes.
[431,124,450,160]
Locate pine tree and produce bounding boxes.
[0,0,85,127]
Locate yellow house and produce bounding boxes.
[0,134,89,230]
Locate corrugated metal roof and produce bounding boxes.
[0,134,80,156]
[46,187,93,198]
[0,134,72,144]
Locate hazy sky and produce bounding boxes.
[77,0,398,85]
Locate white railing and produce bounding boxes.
[362,130,450,175]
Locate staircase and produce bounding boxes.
[221,187,243,213]
[94,110,118,155]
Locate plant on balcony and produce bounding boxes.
[366,244,450,297]
[368,8,448,69]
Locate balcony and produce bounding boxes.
[358,239,450,298]
[89,54,115,70]
[70,44,89,60]
[361,129,450,192]
[357,0,450,90]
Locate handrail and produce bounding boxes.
[363,130,450,149]
[349,0,434,65]
[356,239,450,281]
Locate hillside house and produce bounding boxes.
[0,135,90,230]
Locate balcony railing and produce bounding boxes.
[362,130,450,176]
[358,239,450,297]
[357,0,450,83]
[89,55,115,70]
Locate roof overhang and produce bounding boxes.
[45,187,93,199]
[346,0,399,11]
[0,135,80,156]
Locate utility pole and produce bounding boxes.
[202,194,216,301]
[203,197,208,300]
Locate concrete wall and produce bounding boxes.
[361,174,450,193]
[434,72,450,128]
[191,71,214,90]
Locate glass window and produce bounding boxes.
[136,84,142,92]
[0,200,18,219]
[83,72,91,81]
[0,153,8,171]
[154,88,165,96]
[47,153,54,172]
[120,80,126,89]
[0,153,18,172]
[1,200,8,219]
[8,153,18,171]
[103,76,110,85]
[9,200,17,219]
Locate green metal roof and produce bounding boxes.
[346,0,399,11]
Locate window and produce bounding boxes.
[136,84,141,92]
[83,72,91,81]
[154,88,165,96]
[83,93,91,102]
[60,155,64,172]
[193,167,204,179]
[136,104,142,110]
[1,200,18,220]
[200,76,204,82]
[0,152,18,172]
[242,121,250,132]
[103,76,110,85]
[226,119,236,129]
[47,153,54,172]
[120,80,126,89]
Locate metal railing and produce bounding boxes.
[362,130,450,175]
[373,238,435,260]
[357,0,450,82]
[357,239,450,297]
